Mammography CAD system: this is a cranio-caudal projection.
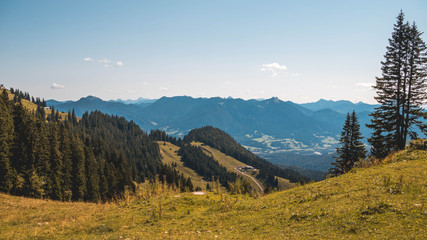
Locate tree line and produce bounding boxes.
[9,87,46,107]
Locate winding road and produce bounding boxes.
[233,168,264,194]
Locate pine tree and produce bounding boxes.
[34,119,51,198]
[98,158,109,201]
[185,177,194,192]
[329,111,366,176]
[84,144,100,202]
[59,123,73,200]
[71,135,86,201]
[11,103,37,196]
[368,11,427,157]
[48,122,63,200]
[0,90,14,193]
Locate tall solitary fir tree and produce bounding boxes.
[368,11,427,158]
[329,111,367,177]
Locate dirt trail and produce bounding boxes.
[233,168,264,194]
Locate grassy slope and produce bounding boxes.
[2,149,425,239]
[157,141,214,190]
[192,142,265,193]
[193,142,294,191]
[5,90,69,121]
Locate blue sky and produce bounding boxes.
[1,0,426,103]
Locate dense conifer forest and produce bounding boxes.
[0,89,193,202]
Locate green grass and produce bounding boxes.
[1,149,426,239]
[157,141,215,190]
[192,142,294,191]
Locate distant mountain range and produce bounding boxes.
[112,97,157,106]
[47,96,382,172]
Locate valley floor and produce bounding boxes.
[1,150,426,239]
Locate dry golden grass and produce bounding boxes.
[0,194,112,239]
[0,149,426,239]
[5,89,70,121]
[157,141,214,190]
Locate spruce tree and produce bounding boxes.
[98,158,109,201]
[0,91,14,193]
[34,119,51,198]
[59,123,73,200]
[11,103,36,196]
[48,122,63,200]
[84,144,100,202]
[368,11,427,157]
[329,111,366,176]
[71,135,86,201]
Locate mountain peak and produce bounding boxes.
[79,95,102,102]
[269,97,281,103]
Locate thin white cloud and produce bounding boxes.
[260,62,287,77]
[83,57,94,62]
[291,72,302,77]
[98,58,111,63]
[51,83,64,89]
[159,87,168,91]
[261,63,287,71]
[84,58,124,69]
[356,82,374,89]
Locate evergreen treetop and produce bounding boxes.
[368,11,427,157]
[329,111,366,177]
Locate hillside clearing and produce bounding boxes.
[192,142,294,191]
[157,141,215,190]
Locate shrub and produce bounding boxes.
[408,139,427,151]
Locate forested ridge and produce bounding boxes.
[185,126,311,185]
[150,127,310,191]
[149,130,236,187]
[0,89,193,202]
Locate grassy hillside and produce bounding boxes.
[192,142,294,192]
[5,89,69,121]
[1,148,425,239]
[158,141,215,190]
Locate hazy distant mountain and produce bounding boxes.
[46,99,72,106]
[300,99,379,114]
[111,97,157,106]
[47,96,153,127]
